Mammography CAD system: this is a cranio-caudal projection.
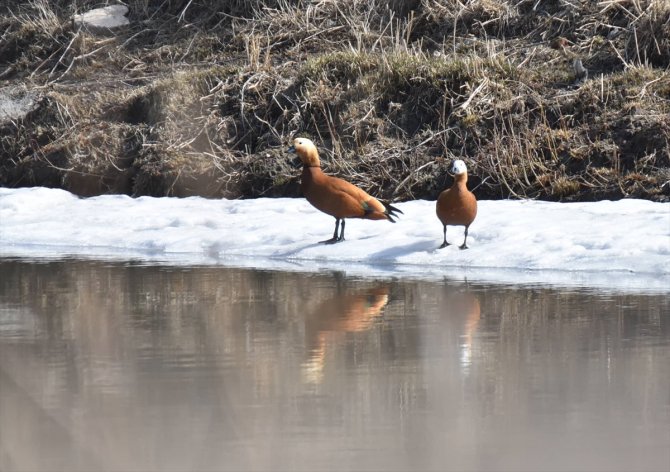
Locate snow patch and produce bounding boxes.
[74,5,130,29]
[1,187,669,292]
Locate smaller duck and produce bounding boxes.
[288,138,402,244]
[436,159,477,249]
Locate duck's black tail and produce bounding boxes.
[383,202,403,223]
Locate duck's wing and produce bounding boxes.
[326,176,387,214]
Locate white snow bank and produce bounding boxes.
[1,187,668,292]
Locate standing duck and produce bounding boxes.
[436,159,477,249]
[288,138,402,244]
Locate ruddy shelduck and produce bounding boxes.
[436,159,477,249]
[288,138,402,244]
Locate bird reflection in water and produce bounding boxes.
[455,292,481,372]
[302,286,390,384]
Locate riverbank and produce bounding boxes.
[1,1,669,201]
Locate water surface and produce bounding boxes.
[1,259,668,471]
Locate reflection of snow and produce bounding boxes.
[1,187,669,292]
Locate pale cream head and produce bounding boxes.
[291,137,320,167]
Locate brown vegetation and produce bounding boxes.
[1,0,668,201]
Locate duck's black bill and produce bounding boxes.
[287,145,296,153]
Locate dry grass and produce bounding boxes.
[0,0,668,201]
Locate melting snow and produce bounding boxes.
[1,187,668,292]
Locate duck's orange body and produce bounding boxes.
[436,160,477,249]
[289,138,401,243]
[301,167,389,221]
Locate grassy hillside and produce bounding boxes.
[1,0,669,201]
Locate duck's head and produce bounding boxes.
[450,159,468,176]
[288,137,320,167]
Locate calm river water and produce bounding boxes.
[0,259,668,472]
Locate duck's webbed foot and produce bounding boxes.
[320,218,345,244]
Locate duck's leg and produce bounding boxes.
[439,224,450,249]
[459,226,470,250]
[337,219,346,242]
[320,218,342,244]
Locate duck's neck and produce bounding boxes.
[302,165,323,189]
[302,164,322,175]
[453,172,468,187]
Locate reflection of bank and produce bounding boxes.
[302,287,390,384]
